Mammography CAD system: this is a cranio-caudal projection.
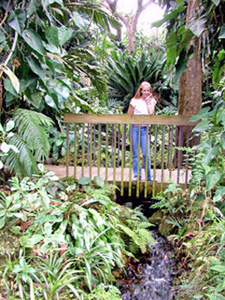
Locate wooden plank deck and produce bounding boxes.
[45,165,191,184]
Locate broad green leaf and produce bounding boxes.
[78,177,91,185]
[210,265,225,273]
[45,26,59,47]
[189,107,211,122]
[72,11,86,29]
[219,25,225,39]
[27,56,45,79]
[0,218,5,229]
[6,120,15,132]
[46,0,63,6]
[58,26,73,46]
[27,0,37,18]
[0,30,5,43]
[93,176,104,188]
[8,9,26,35]
[193,120,211,132]
[0,142,10,153]
[45,94,59,111]
[2,66,20,94]
[222,132,225,149]
[20,234,44,248]
[206,170,222,191]
[213,186,225,202]
[13,213,27,221]
[44,222,52,235]
[202,143,220,166]
[173,49,187,83]
[152,5,185,27]
[212,0,221,6]
[187,15,207,37]
[22,29,44,55]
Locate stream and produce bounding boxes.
[117,230,176,300]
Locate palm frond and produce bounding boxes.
[66,1,120,30]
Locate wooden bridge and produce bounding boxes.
[47,114,198,198]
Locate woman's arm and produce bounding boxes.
[146,97,156,115]
[128,104,134,115]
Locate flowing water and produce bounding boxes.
[118,230,175,300]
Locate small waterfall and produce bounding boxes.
[118,230,175,300]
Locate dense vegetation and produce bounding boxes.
[0,0,225,299]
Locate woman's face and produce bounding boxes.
[141,86,151,99]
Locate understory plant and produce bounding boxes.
[150,83,225,299]
[0,166,154,299]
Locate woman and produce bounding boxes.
[128,81,157,181]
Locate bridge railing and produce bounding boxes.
[64,114,198,198]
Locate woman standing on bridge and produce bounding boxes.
[128,81,157,181]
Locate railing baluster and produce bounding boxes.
[81,123,85,177]
[153,125,158,197]
[89,124,92,179]
[66,123,69,177]
[177,125,183,184]
[113,124,116,185]
[128,124,132,197]
[97,124,101,177]
[185,126,191,188]
[144,125,149,198]
[136,125,141,198]
[117,124,120,167]
[105,124,109,183]
[121,124,125,196]
[111,124,114,168]
[161,125,165,190]
[93,124,96,166]
[168,125,173,180]
[74,123,77,179]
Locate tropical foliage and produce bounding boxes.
[150,78,225,299]
[0,168,154,299]
[0,0,119,177]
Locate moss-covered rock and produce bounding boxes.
[149,210,174,237]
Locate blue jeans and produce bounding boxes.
[129,125,152,180]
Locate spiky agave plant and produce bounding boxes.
[5,109,53,177]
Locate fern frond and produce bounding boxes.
[117,223,154,254]
[15,109,53,160]
[5,134,38,176]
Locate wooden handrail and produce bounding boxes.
[64,113,197,126]
[64,113,197,198]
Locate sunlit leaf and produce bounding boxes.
[6,120,15,132]
[193,120,212,132]
[187,15,207,37]
[219,26,225,39]
[206,170,222,191]
[93,176,104,188]
[58,26,73,46]
[20,234,44,248]
[212,0,221,6]
[213,186,225,202]
[78,177,91,185]
[22,29,44,55]
[2,66,20,94]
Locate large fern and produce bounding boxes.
[5,109,53,176]
[5,134,38,176]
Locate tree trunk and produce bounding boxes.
[104,0,154,53]
[174,0,202,167]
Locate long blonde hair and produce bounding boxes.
[133,81,152,99]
